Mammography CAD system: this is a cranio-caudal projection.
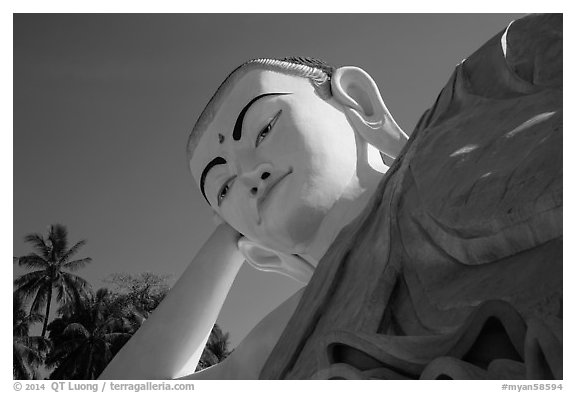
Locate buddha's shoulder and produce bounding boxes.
[397,103,561,267]
[390,14,563,266]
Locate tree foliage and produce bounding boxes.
[14,224,92,338]
[196,324,232,372]
[103,272,171,319]
[14,225,232,379]
[45,288,134,379]
[13,295,50,380]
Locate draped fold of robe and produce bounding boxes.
[259,13,562,380]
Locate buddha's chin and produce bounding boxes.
[257,203,327,255]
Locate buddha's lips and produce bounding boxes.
[257,168,293,224]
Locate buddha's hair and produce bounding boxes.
[187,57,335,162]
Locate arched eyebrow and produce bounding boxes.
[233,92,290,141]
[200,156,227,203]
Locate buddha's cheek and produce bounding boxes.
[257,190,330,253]
[274,203,326,252]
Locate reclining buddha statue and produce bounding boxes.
[100,13,562,380]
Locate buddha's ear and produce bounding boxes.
[237,238,314,285]
[331,66,408,160]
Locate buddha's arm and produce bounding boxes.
[99,223,244,380]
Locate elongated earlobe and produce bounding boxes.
[332,67,381,118]
[237,238,315,284]
[331,66,408,160]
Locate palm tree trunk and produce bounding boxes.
[85,349,93,380]
[41,285,52,338]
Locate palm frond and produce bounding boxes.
[14,278,44,310]
[48,224,68,259]
[14,273,48,306]
[14,313,45,337]
[27,335,52,353]
[54,274,82,307]
[46,337,84,361]
[13,343,36,380]
[62,323,90,338]
[17,254,49,270]
[62,257,92,272]
[48,341,86,379]
[13,296,32,336]
[14,270,47,290]
[60,272,91,293]
[13,294,26,316]
[101,341,114,366]
[16,335,51,360]
[56,296,87,318]
[13,352,33,379]
[28,283,49,316]
[45,287,135,380]
[13,339,44,368]
[59,240,87,263]
[23,234,50,260]
[203,324,231,362]
[24,313,45,328]
[57,273,91,310]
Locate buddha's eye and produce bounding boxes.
[256,109,282,147]
[217,178,235,206]
[256,124,272,146]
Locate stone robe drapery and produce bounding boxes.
[259,14,562,380]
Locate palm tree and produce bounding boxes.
[14,224,92,338]
[46,288,134,379]
[13,295,50,379]
[196,324,231,371]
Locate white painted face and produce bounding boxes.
[190,69,359,254]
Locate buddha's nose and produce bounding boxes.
[239,163,273,197]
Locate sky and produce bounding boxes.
[13,13,526,349]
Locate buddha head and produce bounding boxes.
[188,57,406,282]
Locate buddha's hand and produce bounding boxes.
[211,212,243,244]
[212,221,244,250]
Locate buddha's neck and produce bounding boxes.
[301,143,388,266]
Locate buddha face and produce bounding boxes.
[190,69,359,254]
